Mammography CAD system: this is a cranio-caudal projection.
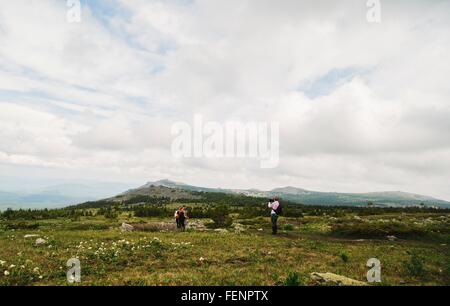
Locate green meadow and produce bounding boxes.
[0,203,449,286]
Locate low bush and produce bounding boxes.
[283,272,307,286]
[340,252,349,263]
[283,224,294,231]
[4,221,40,230]
[208,205,233,228]
[404,252,426,277]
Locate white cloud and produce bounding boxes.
[0,0,450,200]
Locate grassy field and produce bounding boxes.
[0,209,449,286]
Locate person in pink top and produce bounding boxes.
[268,195,282,235]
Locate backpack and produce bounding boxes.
[178,210,185,220]
[275,203,283,215]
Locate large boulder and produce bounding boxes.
[310,272,367,286]
[121,223,135,232]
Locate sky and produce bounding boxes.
[0,0,450,200]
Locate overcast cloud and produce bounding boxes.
[0,0,449,200]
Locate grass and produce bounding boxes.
[0,211,449,286]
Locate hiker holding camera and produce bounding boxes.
[268,196,282,235]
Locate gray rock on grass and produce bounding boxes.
[310,272,367,286]
[121,223,135,232]
[24,234,39,238]
[35,238,47,246]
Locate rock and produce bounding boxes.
[35,238,47,246]
[387,235,397,241]
[233,223,246,234]
[310,272,367,286]
[121,223,134,232]
[24,234,39,238]
[214,228,228,234]
[188,220,207,231]
[133,222,176,231]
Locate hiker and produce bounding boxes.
[178,206,188,230]
[268,196,282,235]
[174,208,181,228]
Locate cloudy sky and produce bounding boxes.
[0,0,449,200]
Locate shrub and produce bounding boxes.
[133,205,170,218]
[5,222,39,230]
[283,272,306,286]
[98,207,119,219]
[404,253,426,277]
[283,224,294,231]
[209,205,233,228]
[340,252,349,263]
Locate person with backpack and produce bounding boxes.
[177,206,188,231]
[268,196,282,235]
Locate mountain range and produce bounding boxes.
[1,179,449,209]
[121,179,450,208]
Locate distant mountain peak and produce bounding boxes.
[140,179,187,189]
[271,186,311,194]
